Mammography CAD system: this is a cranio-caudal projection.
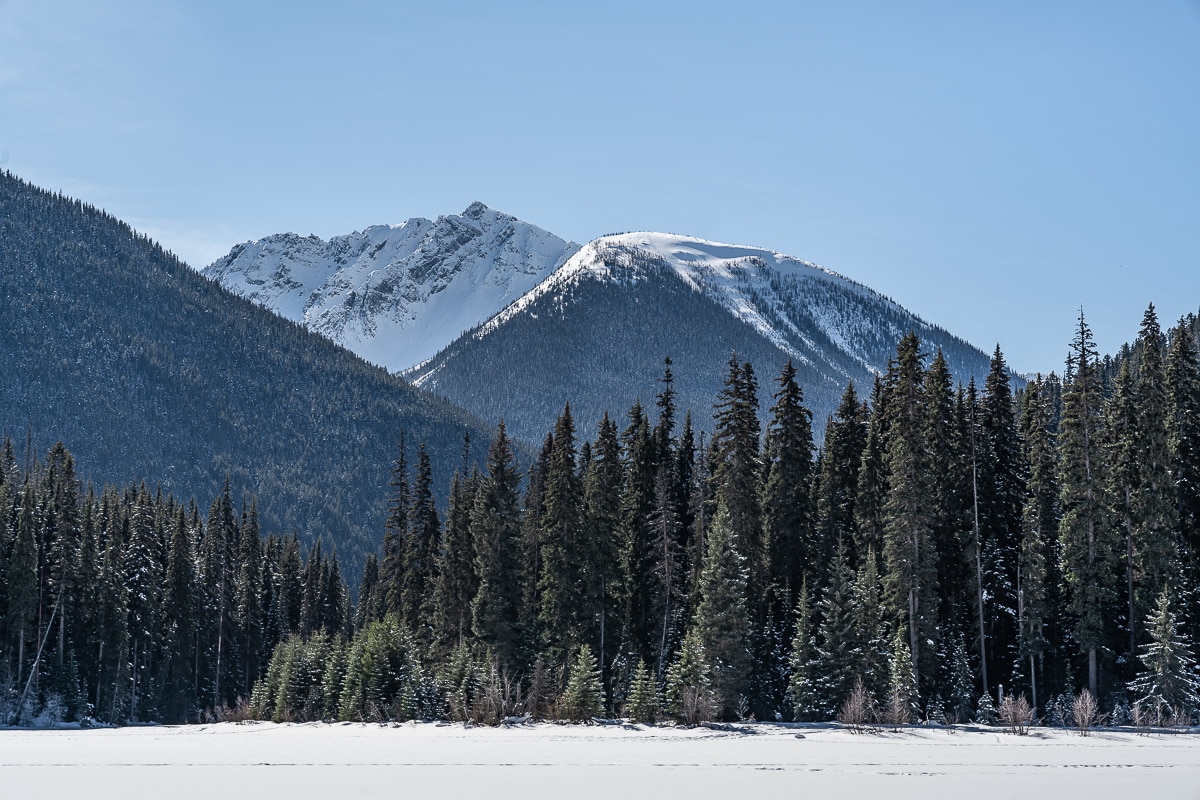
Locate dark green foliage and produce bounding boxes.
[816,382,867,566]
[1058,311,1117,696]
[1127,589,1199,722]
[690,500,751,720]
[626,658,661,724]
[881,332,938,699]
[786,583,820,721]
[1166,318,1200,594]
[560,644,603,722]
[469,423,524,672]
[760,360,816,617]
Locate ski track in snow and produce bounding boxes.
[2,722,1197,799]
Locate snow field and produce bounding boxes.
[2,722,1197,799]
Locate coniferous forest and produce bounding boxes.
[3,309,1200,728]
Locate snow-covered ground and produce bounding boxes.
[2,722,1196,799]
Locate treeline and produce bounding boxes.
[4,305,1199,727]
[0,443,349,724]
[255,305,1200,726]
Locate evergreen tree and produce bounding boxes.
[710,355,762,613]
[380,434,410,618]
[816,381,867,565]
[851,547,890,701]
[664,628,714,725]
[979,346,1025,690]
[626,657,661,723]
[538,404,585,664]
[401,446,440,637]
[1017,376,1057,714]
[1127,588,1199,723]
[1166,318,1200,595]
[786,582,820,721]
[885,625,918,724]
[814,538,860,715]
[1130,306,1179,645]
[433,467,478,651]
[690,499,751,720]
[618,400,661,673]
[1058,311,1117,697]
[560,644,603,722]
[581,413,624,684]
[470,422,524,672]
[855,377,889,561]
[881,332,938,698]
[760,360,816,616]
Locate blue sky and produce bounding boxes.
[2,1,1198,374]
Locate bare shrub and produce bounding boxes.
[675,683,717,727]
[470,665,524,726]
[838,678,877,733]
[998,693,1033,735]
[207,697,254,724]
[1071,688,1098,736]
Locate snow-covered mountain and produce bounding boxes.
[407,232,1000,442]
[204,202,580,372]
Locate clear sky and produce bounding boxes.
[2,1,1198,374]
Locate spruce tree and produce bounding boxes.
[816,381,867,565]
[760,360,816,616]
[582,413,624,682]
[851,547,890,701]
[690,499,751,720]
[1166,318,1200,595]
[814,538,860,715]
[433,467,478,651]
[470,422,525,673]
[380,434,410,618]
[855,377,889,562]
[1017,376,1056,713]
[1130,306,1179,644]
[1127,588,1199,723]
[881,332,937,699]
[1058,311,1117,697]
[626,657,662,724]
[560,644,604,722]
[538,404,585,664]
[402,446,440,637]
[979,346,1025,690]
[786,582,820,720]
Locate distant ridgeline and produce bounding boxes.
[0,171,501,578]
[4,306,1199,727]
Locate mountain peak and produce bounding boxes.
[462,200,492,219]
[204,204,580,373]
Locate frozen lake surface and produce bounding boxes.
[2,721,1197,799]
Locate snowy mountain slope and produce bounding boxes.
[409,233,1000,442]
[204,202,580,372]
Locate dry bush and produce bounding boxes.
[206,697,254,724]
[675,684,718,727]
[998,693,1033,735]
[838,678,877,734]
[469,666,524,726]
[1071,688,1099,736]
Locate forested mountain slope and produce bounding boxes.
[0,171,498,573]
[410,233,1000,442]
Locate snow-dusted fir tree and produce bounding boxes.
[626,658,661,724]
[690,499,751,720]
[787,582,820,721]
[885,626,918,725]
[1127,589,1199,723]
[560,644,603,723]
